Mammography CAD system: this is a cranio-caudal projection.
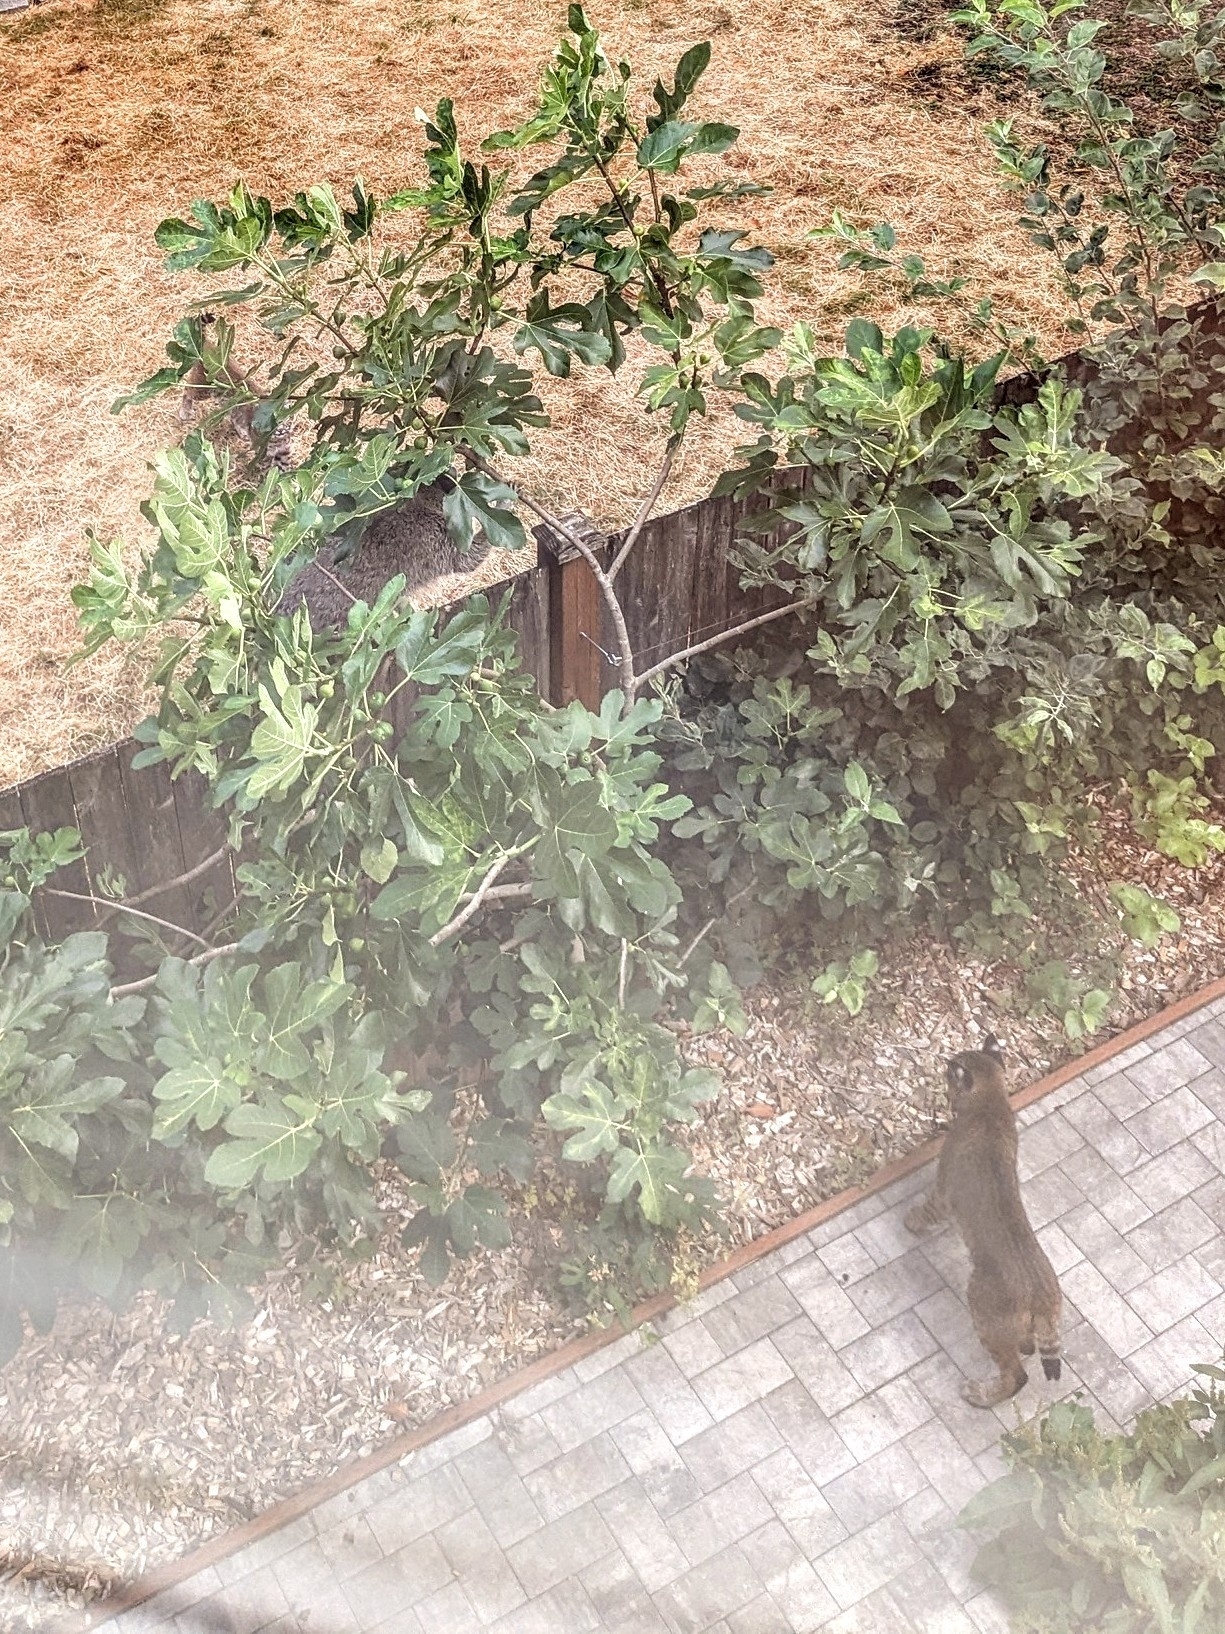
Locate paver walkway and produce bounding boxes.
[97,1001,1225,1634]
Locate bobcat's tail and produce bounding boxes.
[1034,1310,1062,1381]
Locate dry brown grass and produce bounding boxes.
[0,0,1076,786]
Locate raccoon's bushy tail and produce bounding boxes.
[1034,1311,1062,1381]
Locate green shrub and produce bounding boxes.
[960,1367,1225,1632]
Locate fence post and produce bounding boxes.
[535,513,613,711]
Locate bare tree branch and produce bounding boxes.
[45,890,213,951]
[635,598,808,690]
[607,434,681,584]
[428,855,532,947]
[123,846,231,908]
[679,882,755,967]
[110,942,241,1000]
[460,450,638,694]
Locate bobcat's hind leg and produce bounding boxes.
[904,1189,949,1235]
[964,1277,1028,1408]
[962,1338,1028,1409]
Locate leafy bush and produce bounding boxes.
[959,1366,1225,1632]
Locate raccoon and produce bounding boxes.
[905,1035,1063,1408]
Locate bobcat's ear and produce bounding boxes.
[946,1059,972,1094]
[982,1033,1003,1061]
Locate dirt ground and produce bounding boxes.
[0,0,1082,787]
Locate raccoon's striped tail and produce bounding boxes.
[1034,1312,1062,1381]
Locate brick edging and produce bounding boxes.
[72,972,1225,1629]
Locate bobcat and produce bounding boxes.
[179,320,493,624]
[905,1035,1062,1408]
[274,481,492,629]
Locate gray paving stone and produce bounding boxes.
[914,1289,984,1380]
[816,1230,879,1287]
[1083,1038,1152,1084]
[499,1370,580,1424]
[652,1541,764,1633]
[409,1578,474,1634]
[1016,1160,1088,1230]
[1058,1146,1147,1232]
[691,1336,796,1422]
[315,1512,384,1582]
[1059,1200,1150,1292]
[400,1414,492,1476]
[804,1193,886,1249]
[523,1427,631,1522]
[1126,1082,1215,1155]
[1127,1253,1223,1333]
[1061,1091,1147,1174]
[1088,1071,1151,1122]
[727,1593,792,1634]
[855,1201,926,1268]
[1034,1220,1084,1275]
[741,1519,841,1630]
[1197,1291,1225,1342]
[363,1464,469,1555]
[453,1438,544,1548]
[1127,1139,1219,1212]
[843,1248,945,1327]
[181,1570,292,1634]
[770,1316,866,1416]
[609,1407,702,1516]
[626,1341,717,1444]
[505,1502,617,1598]
[495,1409,564,1477]
[680,1401,784,1492]
[1061,1260,1154,1356]
[1125,1312,1220,1398]
[964,1590,1011,1633]
[701,1275,803,1357]
[488,1579,601,1634]
[779,1260,872,1350]
[750,1446,849,1559]
[661,1316,724,1378]
[828,1374,934,1463]
[812,1511,922,1612]
[821,1438,928,1532]
[902,1421,986,1514]
[352,1535,450,1617]
[1126,1194,1218,1273]
[434,1509,527,1624]
[668,1469,776,1567]
[1185,1018,1225,1070]
[1124,1037,1214,1098]
[907,1355,1003,1458]
[579,1545,666,1632]
[1192,1119,1225,1172]
[594,1478,689,1593]
[1015,1108,1085,1179]
[1059,1323,1150,1426]
[132,1565,224,1621]
[761,1379,858,1487]
[839,1309,939,1393]
[889,1557,981,1634]
[539,1367,647,1454]
[572,1329,648,1384]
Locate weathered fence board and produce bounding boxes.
[0,469,844,940]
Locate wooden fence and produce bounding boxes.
[0,472,805,942]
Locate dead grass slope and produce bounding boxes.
[0,0,1070,786]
